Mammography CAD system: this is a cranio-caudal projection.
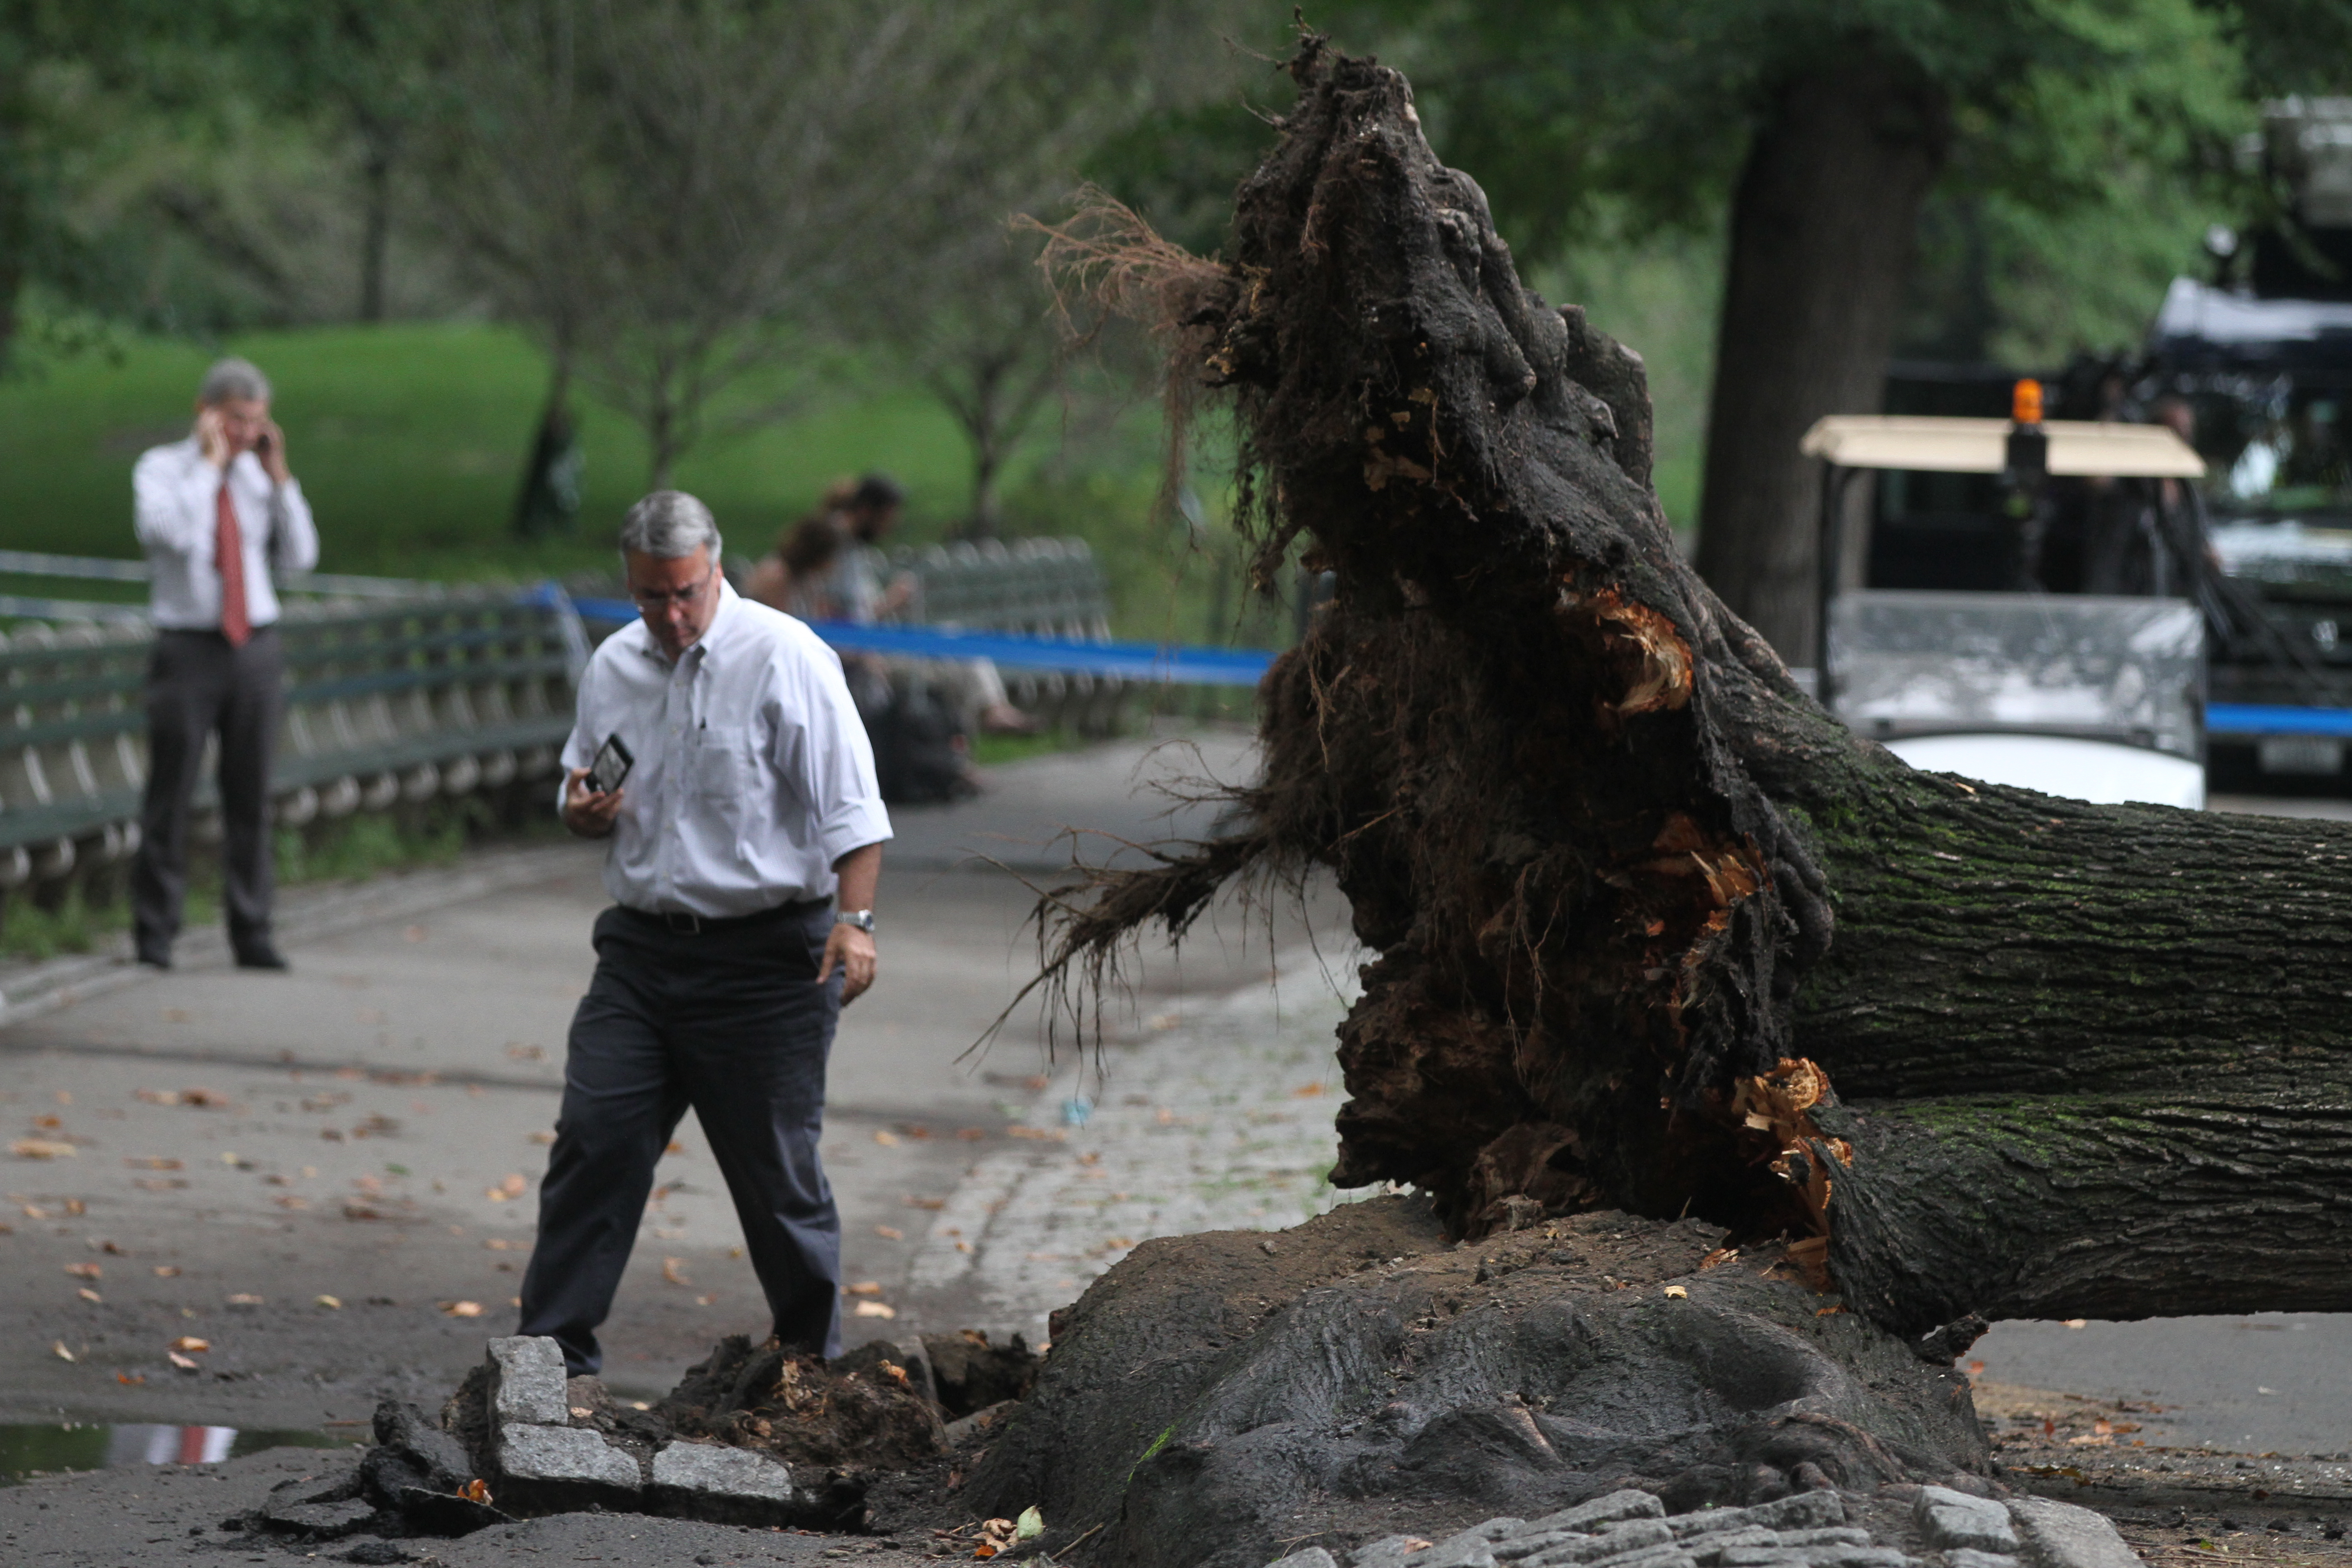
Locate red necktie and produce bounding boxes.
[215,480,250,648]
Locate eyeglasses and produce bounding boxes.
[629,567,717,610]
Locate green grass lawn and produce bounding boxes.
[0,323,1282,647]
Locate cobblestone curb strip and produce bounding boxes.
[1264,1486,2142,1568]
[481,1335,799,1524]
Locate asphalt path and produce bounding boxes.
[0,724,1350,1435]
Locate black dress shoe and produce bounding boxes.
[135,943,172,970]
[234,942,289,971]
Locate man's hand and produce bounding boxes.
[818,923,877,1004]
[256,418,291,486]
[561,767,622,838]
[195,406,231,470]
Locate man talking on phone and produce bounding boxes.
[132,357,319,970]
[520,490,890,1376]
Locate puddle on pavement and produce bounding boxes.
[0,1422,348,1485]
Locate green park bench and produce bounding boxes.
[0,590,580,899]
[876,537,1131,735]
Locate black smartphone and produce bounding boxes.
[588,733,634,795]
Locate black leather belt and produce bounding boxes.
[618,899,827,937]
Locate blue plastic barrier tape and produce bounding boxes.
[568,598,1276,687]
[2206,702,2352,739]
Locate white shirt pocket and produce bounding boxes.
[685,725,758,834]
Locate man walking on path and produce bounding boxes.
[131,357,319,971]
[521,490,890,1375]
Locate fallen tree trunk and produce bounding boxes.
[1036,35,2352,1352]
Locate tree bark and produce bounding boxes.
[1039,37,2352,1352]
[1693,49,1950,664]
[358,134,393,324]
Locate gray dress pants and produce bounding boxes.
[132,627,282,955]
[519,901,844,1376]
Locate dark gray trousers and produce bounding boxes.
[519,902,844,1376]
[132,627,282,954]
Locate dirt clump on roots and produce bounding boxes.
[647,1335,949,1471]
[962,1195,1990,1568]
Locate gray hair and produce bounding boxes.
[197,357,271,406]
[618,490,723,562]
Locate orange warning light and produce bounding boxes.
[2012,378,2043,426]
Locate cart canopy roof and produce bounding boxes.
[1800,415,2206,478]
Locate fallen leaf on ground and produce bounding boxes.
[440,1300,484,1318]
[116,1372,144,1385]
[52,1341,75,1362]
[661,1258,692,1287]
[315,1295,343,1309]
[63,1197,83,1215]
[226,1294,264,1306]
[905,1196,946,1210]
[64,1263,101,1280]
[853,1300,897,1319]
[77,1288,101,1303]
[1291,1083,1325,1098]
[872,1130,900,1147]
[21,1204,49,1218]
[527,1131,554,1145]
[975,1518,1018,1558]
[1663,1285,1689,1299]
[1015,1506,1044,1541]
[274,1195,309,1210]
[695,1293,716,1306]
[459,1479,491,1504]
[125,1157,182,1171]
[32,1113,62,1129]
[1006,1127,1064,1142]
[843,1280,883,1296]
[1700,1247,1739,1271]
[666,1141,687,1155]
[168,1351,198,1371]
[874,1225,904,1240]
[169,1336,209,1352]
[2063,1318,2088,1329]
[13,1139,76,1159]
[152,1265,180,1278]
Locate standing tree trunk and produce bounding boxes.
[357,132,394,324]
[1033,36,2352,1353]
[1693,49,1950,664]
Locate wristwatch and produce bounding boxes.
[834,909,876,933]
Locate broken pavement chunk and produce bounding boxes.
[495,1422,642,1501]
[1912,1488,2017,1556]
[650,1440,795,1524]
[486,1334,569,1429]
[1671,1493,1845,1539]
[2001,1498,2136,1568]
[1515,1492,1669,1537]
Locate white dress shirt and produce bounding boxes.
[133,437,320,631]
[562,583,892,917]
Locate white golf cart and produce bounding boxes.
[1801,409,2210,808]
